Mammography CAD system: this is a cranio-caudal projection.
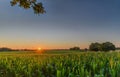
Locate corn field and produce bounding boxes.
[0,51,120,77]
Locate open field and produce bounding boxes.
[0,50,120,77]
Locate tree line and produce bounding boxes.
[89,42,115,51]
[70,42,116,52]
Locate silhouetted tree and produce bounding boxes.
[89,42,102,51]
[0,47,12,51]
[10,0,46,14]
[70,47,80,50]
[84,48,88,51]
[116,47,120,50]
[102,42,115,51]
[89,42,116,52]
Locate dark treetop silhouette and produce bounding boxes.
[10,0,46,14]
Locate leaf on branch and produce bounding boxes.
[10,0,46,14]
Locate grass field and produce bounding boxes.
[0,50,120,77]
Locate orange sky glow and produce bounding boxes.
[0,41,88,49]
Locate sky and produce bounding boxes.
[0,0,120,49]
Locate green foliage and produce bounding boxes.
[102,42,115,51]
[0,51,119,77]
[89,42,102,51]
[89,42,116,51]
[10,0,46,14]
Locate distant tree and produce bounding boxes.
[10,0,46,14]
[116,47,120,50]
[70,47,80,50]
[89,42,116,52]
[84,48,88,51]
[0,47,12,51]
[101,42,116,51]
[89,42,102,51]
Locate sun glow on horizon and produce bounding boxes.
[38,47,42,51]
[34,47,43,53]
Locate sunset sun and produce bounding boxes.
[38,47,42,51]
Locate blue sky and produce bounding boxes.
[0,0,120,49]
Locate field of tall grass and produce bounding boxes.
[0,51,120,77]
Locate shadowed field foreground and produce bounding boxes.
[0,51,120,77]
